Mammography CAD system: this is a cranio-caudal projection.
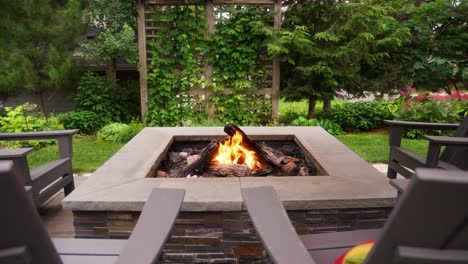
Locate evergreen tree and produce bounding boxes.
[401,0,467,92]
[0,0,85,111]
[269,0,410,118]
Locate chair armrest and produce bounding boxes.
[0,246,31,264]
[384,120,459,130]
[423,136,468,146]
[0,130,79,159]
[423,136,468,168]
[116,188,185,264]
[385,120,459,149]
[396,246,468,264]
[389,179,409,193]
[0,129,79,141]
[0,148,34,158]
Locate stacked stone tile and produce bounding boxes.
[74,208,391,263]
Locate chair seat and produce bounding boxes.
[52,238,127,256]
[300,229,381,264]
[30,158,70,182]
[308,247,352,264]
[60,254,118,264]
[392,147,460,171]
[301,228,382,251]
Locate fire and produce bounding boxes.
[213,131,263,170]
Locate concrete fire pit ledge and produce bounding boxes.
[63,126,396,212]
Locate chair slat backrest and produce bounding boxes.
[116,188,185,264]
[0,161,62,264]
[242,186,316,264]
[364,169,468,264]
[440,115,468,169]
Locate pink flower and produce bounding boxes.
[429,94,443,101]
[399,90,406,96]
[403,99,413,109]
[415,93,426,102]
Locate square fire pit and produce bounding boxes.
[64,126,395,210]
[63,127,396,263]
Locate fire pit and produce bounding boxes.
[156,124,319,178]
[63,126,395,263]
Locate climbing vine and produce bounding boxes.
[208,6,272,124]
[147,5,206,126]
[147,5,273,126]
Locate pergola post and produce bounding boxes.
[137,0,148,122]
[204,0,214,115]
[272,0,281,120]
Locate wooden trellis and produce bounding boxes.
[136,0,281,121]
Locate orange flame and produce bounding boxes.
[213,131,263,170]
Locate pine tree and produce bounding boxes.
[268,0,410,118]
[0,0,85,112]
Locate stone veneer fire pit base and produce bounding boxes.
[64,127,396,263]
[74,208,392,263]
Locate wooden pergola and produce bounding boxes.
[135,0,281,121]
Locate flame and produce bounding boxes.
[213,131,263,170]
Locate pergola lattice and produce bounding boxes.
[135,0,281,121]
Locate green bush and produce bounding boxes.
[317,119,344,135]
[114,80,141,122]
[394,100,467,138]
[0,103,63,148]
[74,72,119,122]
[291,116,319,126]
[98,122,144,143]
[278,99,348,125]
[290,117,343,135]
[319,101,392,131]
[58,111,103,134]
[278,111,301,125]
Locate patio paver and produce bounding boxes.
[41,175,88,238]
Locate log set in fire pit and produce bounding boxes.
[155,124,318,178]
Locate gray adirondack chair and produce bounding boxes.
[0,160,185,264]
[0,129,79,207]
[242,168,468,264]
[384,115,468,179]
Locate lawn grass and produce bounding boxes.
[279,98,346,120]
[28,136,124,173]
[336,133,429,163]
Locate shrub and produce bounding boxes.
[394,100,467,138]
[98,122,144,143]
[114,80,141,122]
[290,117,343,135]
[317,119,343,135]
[58,111,103,134]
[0,103,63,148]
[291,116,318,126]
[74,72,119,122]
[278,111,301,125]
[318,101,392,131]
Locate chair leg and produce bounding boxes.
[64,176,75,196]
[387,167,397,179]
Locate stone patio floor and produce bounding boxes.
[41,164,396,238]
